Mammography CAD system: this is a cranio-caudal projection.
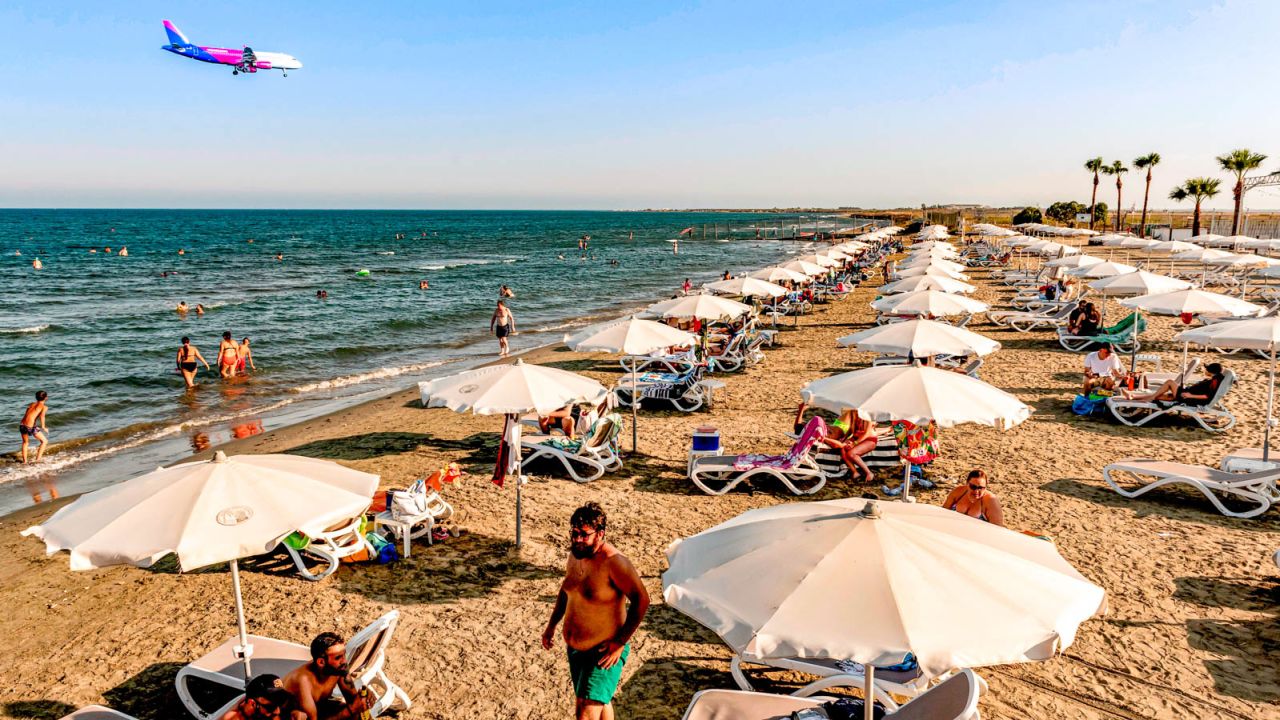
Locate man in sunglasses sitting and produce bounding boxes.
[220,674,291,720]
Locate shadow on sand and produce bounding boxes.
[1039,477,1276,533]
[1177,575,1280,703]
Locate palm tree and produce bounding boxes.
[1216,148,1267,235]
[1100,160,1128,232]
[1169,177,1223,237]
[1132,152,1160,237]
[1084,157,1104,231]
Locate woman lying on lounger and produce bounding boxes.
[794,402,877,482]
[941,469,1005,526]
[1123,362,1225,406]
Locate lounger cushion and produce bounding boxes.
[187,635,310,679]
[60,708,138,720]
[682,690,824,720]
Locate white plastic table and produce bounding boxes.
[373,510,433,558]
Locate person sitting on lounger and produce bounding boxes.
[1124,362,1225,406]
[282,632,371,720]
[795,402,877,482]
[1067,301,1101,336]
[1082,343,1124,394]
[941,469,1005,526]
[221,674,291,720]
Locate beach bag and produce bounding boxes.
[816,698,886,720]
[366,532,399,564]
[1071,394,1107,416]
[388,488,428,520]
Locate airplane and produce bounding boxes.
[160,20,302,76]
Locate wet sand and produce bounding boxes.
[2,257,1279,720]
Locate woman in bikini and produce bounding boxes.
[794,402,878,482]
[176,336,211,389]
[217,331,240,378]
[941,469,1005,526]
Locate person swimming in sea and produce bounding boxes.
[176,301,189,314]
[420,280,430,290]
[178,249,186,255]
[31,257,42,270]
[275,252,284,261]
[195,304,205,316]
[499,284,514,298]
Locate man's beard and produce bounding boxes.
[570,543,596,559]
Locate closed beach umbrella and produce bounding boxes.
[879,274,976,295]
[782,259,830,277]
[1045,254,1104,269]
[1087,271,1191,297]
[419,359,609,547]
[565,316,697,452]
[705,276,788,298]
[1066,260,1137,279]
[663,498,1104,720]
[895,264,967,280]
[24,451,378,679]
[871,290,989,318]
[836,318,1001,357]
[647,294,753,321]
[750,266,809,284]
[1179,316,1280,460]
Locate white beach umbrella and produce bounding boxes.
[871,290,988,318]
[750,266,809,284]
[907,245,960,258]
[24,451,378,679]
[1119,238,1161,250]
[1045,254,1104,269]
[419,359,609,546]
[879,274,976,295]
[1149,240,1200,254]
[1066,261,1137,279]
[816,248,853,261]
[895,264,968,280]
[836,318,1001,357]
[1201,235,1239,248]
[1087,271,1192,297]
[1179,316,1280,459]
[662,499,1106,705]
[647,294,753,321]
[918,226,951,240]
[1173,247,1236,262]
[899,256,967,273]
[782,259,830,277]
[796,253,841,268]
[705,276,788,298]
[1120,289,1263,318]
[801,364,1029,429]
[565,316,696,452]
[1204,253,1274,268]
[1026,241,1080,256]
[1223,235,1261,248]
[1097,234,1135,247]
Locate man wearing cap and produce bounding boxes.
[220,674,290,720]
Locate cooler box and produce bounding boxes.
[692,426,721,452]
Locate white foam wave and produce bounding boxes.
[289,360,448,394]
[376,251,396,255]
[420,257,520,271]
[0,324,49,334]
[0,398,298,485]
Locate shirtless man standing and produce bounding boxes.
[281,632,370,720]
[18,390,49,464]
[542,503,650,720]
[490,300,515,357]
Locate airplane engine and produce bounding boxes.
[255,60,273,70]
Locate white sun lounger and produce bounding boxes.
[987,301,1078,332]
[521,414,624,483]
[683,669,981,720]
[175,609,411,720]
[59,708,139,720]
[280,513,373,581]
[1105,371,1237,432]
[1101,459,1280,518]
[691,419,827,496]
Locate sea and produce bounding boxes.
[0,209,845,513]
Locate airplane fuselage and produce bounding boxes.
[162,44,303,71]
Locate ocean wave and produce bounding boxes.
[0,324,51,334]
[376,251,396,255]
[288,360,448,394]
[420,257,521,271]
[0,397,297,486]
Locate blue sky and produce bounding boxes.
[1,1,1277,209]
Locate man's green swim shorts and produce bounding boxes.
[567,643,630,704]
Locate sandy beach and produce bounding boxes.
[3,254,1279,720]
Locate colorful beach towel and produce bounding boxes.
[732,416,827,471]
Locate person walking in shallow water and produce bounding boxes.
[176,336,210,389]
[18,390,49,464]
[542,503,649,720]
[491,300,515,357]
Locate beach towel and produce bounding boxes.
[492,415,521,487]
[732,416,826,470]
[892,420,938,464]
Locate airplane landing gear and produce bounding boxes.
[282,71,287,77]
[232,69,239,75]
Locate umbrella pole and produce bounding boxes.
[230,558,253,680]
[1129,310,1141,375]
[1266,345,1276,462]
[631,359,639,453]
[864,664,876,720]
[902,462,912,501]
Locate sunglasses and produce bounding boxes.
[968,483,986,492]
